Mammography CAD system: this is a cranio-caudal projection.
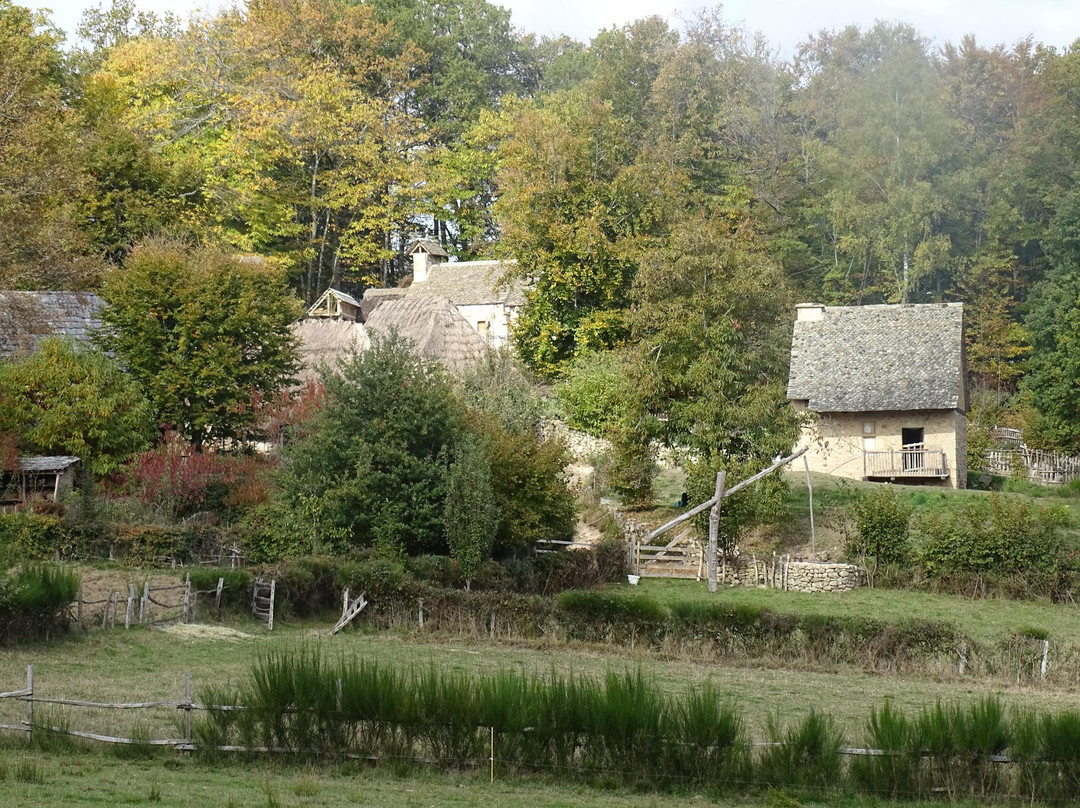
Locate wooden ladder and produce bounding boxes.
[331,589,368,635]
[252,577,276,630]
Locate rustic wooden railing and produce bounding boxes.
[864,447,949,479]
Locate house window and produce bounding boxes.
[477,321,489,339]
[863,421,875,436]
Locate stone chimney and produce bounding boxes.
[408,239,449,284]
[796,303,826,322]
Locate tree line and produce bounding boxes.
[6,0,1080,482]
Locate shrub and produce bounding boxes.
[0,564,80,642]
[556,351,629,437]
[846,485,911,583]
[757,710,843,792]
[921,495,1069,597]
[187,568,252,611]
[0,512,69,566]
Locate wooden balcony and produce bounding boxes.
[864,446,949,480]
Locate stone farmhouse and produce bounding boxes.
[396,239,529,347]
[0,290,104,358]
[787,302,967,489]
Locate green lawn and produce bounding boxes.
[0,743,997,808]
[626,577,1080,645]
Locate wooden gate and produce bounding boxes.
[632,526,702,579]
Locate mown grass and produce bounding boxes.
[630,577,1080,645]
[1,619,1079,742]
[0,743,998,808]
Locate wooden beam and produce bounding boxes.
[645,446,809,542]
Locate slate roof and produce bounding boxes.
[406,238,449,258]
[18,456,80,473]
[408,260,529,306]
[0,291,105,358]
[787,303,965,413]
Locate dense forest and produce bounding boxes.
[4,0,1080,466]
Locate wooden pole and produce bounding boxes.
[342,588,349,623]
[126,584,135,629]
[707,470,727,593]
[490,727,495,783]
[182,573,191,624]
[418,598,424,629]
[141,581,149,624]
[647,447,808,542]
[1041,640,1050,679]
[803,455,816,556]
[183,670,192,745]
[268,579,275,631]
[25,665,32,743]
[103,589,114,628]
[215,577,224,612]
[76,585,83,631]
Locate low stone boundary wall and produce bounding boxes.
[784,562,863,593]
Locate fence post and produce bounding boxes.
[490,726,495,783]
[418,598,424,629]
[215,577,224,612]
[126,584,135,629]
[25,665,32,743]
[959,641,967,675]
[1041,640,1050,679]
[342,588,349,623]
[76,584,83,631]
[707,470,727,593]
[182,573,191,624]
[140,581,149,624]
[268,579,275,631]
[183,670,192,745]
[103,588,114,628]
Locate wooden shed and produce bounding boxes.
[1,456,80,507]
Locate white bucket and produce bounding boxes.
[627,574,641,585]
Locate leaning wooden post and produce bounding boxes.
[125,584,135,629]
[103,588,114,628]
[25,664,33,743]
[803,455,816,556]
[268,579,275,631]
[707,470,727,593]
[182,573,191,624]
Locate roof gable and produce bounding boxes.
[364,296,488,372]
[787,303,965,413]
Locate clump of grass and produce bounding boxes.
[757,710,843,793]
[15,758,44,784]
[850,702,918,799]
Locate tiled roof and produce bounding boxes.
[18,456,80,473]
[406,238,449,258]
[787,303,965,413]
[408,260,529,306]
[0,291,105,358]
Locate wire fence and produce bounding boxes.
[73,574,234,630]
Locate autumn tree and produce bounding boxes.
[0,339,154,475]
[98,239,301,450]
[0,1,100,288]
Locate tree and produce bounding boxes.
[444,435,497,589]
[278,331,463,555]
[0,339,154,475]
[0,1,100,289]
[615,211,802,543]
[98,239,301,449]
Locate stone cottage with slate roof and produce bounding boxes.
[787,302,967,488]
[397,240,530,347]
[0,291,105,358]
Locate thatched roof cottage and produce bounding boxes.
[787,302,967,488]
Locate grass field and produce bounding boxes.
[0,742,1002,808]
[625,577,1080,645]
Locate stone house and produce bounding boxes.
[787,302,967,488]
[1,456,80,507]
[0,291,105,358]
[400,239,529,347]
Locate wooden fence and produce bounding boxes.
[0,663,1052,764]
[983,447,1080,486]
[73,574,232,630]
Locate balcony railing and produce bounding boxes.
[864,446,949,479]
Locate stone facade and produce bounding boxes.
[798,407,967,488]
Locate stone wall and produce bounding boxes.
[783,561,864,593]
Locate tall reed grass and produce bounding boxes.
[195,649,1080,802]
